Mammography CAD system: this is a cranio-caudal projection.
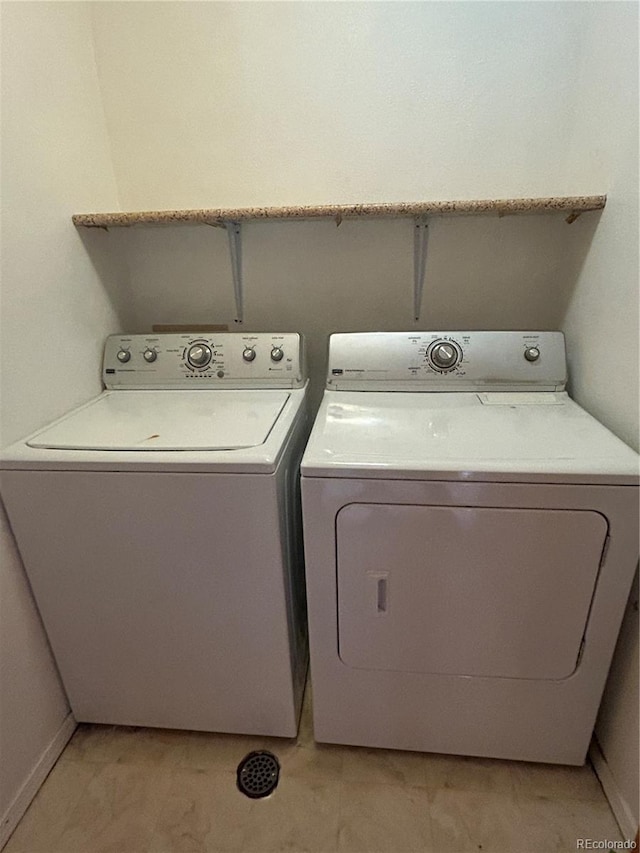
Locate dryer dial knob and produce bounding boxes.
[117,349,131,363]
[430,342,458,370]
[243,347,256,362]
[524,347,540,362]
[187,344,212,368]
[143,349,157,363]
[271,347,284,362]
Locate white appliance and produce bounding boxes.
[1,332,309,737]
[301,331,639,764]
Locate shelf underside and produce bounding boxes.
[72,195,606,228]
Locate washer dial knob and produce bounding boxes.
[270,347,284,362]
[243,347,256,362]
[187,343,212,368]
[429,341,460,370]
[524,347,540,362]
[117,349,131,363]
[143,348,157,363]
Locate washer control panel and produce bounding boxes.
[327,331,566,392]
[104,332,305,389]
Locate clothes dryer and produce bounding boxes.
[301,331,638,763]
[2,332,308,737]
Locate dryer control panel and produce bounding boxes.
[327,331,566,392]
[104,332,305,389]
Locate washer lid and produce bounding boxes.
[27,390,290,451]
[301,390,640,484]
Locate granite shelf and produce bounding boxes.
[73,194,607,324]
[72,195,606,228]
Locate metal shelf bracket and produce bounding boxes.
[225,220,243,323]
[413,218,430,322]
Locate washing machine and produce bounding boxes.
[1,332,309,737]
[301,331,639,764]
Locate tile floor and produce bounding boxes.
[5,684,623,853]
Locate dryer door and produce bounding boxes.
[336,504,608,680]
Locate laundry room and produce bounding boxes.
[0,2,638,852]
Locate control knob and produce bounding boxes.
[270,347,284,362]
[143,348,157,363]
[117,349,131,363]
[243,347,256,362]
[524,347,540,362]
[430,342,459,370]
[187,343,212,368]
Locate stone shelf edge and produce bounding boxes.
[72,195,606,228]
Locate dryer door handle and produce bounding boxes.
[369,573,388,615]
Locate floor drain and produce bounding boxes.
[236,750,280,799]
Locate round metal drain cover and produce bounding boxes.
[236,750,280,799]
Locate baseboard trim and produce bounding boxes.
[0,713,76,850]
[590,736,639,842]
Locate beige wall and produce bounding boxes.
[0,2,122,839]
[90,1,599,209]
